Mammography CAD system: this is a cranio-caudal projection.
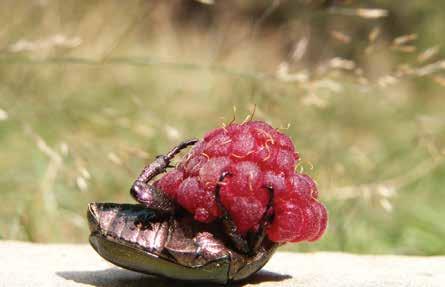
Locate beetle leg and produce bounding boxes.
[193,232,232,266]
[214,172,250,254]
[134,138,198,183]
[250,186,274,254]
[130,139,198,213]
[131,181,176,214]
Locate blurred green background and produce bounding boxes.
[0,0,444,255]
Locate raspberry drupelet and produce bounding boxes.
[155,121,328,243]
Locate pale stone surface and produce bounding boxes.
[0,241,444,287]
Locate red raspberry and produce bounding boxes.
[156,121,328,243]
[156,169,183,200]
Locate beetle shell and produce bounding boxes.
[87,203,278,284]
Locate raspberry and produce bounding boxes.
[175,177,220,223]
[156,169,183,200]
[156,120,328,243]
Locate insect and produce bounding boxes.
[88,139,280,285]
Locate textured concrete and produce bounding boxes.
[0,241,444,287]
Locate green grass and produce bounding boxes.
[0,1,444,255]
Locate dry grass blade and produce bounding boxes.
[329,57,355,70]
[393,34,418,46]
[433,76,445,87]
[292,37,309,61]
[415,60,445,76]
[0,108,8,121]
[194,0,214,4]
[331,155,445,204]
[9,35,81,53]
[24,126,61,215]
[330,30,351,44]
[356,8,389,19]
[418,46,440,63]
[330,8,389,19]
[276,62,308,82]
[391,45,417,53]
[368,27,381,43]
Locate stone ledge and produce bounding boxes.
[0,241,443,287]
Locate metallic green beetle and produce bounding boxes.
[87,139,280,285]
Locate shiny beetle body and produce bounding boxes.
[88,203,277,284]
[88,139,280,284]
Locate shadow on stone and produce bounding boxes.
[57,268,291,286]
[57,269,173,287]
[233,270,292,286]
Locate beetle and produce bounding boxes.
[87,139,280,284]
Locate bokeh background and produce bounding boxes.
[1,0,444,255]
